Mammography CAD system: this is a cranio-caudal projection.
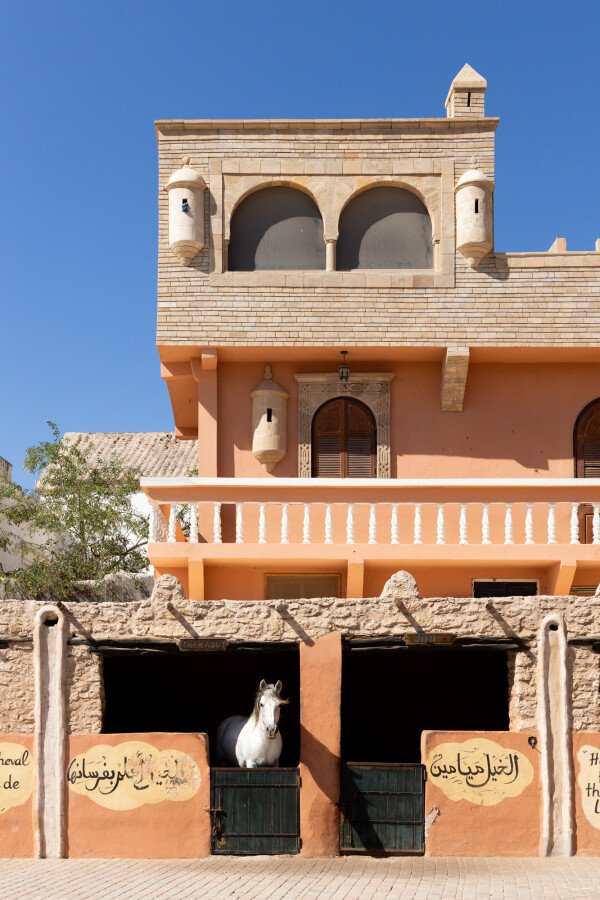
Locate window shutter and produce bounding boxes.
[313,399,343,477]
[312,397,376,478]
[583,443,600,478]
[346,401,376,478]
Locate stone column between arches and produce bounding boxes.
[299,631,342,857]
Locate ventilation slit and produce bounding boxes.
[267,408,273,423]
[467,91,472,107]
[474,199,479,214]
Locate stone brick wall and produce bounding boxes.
[0,581,599,734]
[155,120,600,348]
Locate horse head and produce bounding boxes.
[255,679,288,739]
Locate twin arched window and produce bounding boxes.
[228,185,433,272]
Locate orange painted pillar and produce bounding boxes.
[299,632,342,857]
[191,351,218,477]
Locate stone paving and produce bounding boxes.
[1,857,600,899]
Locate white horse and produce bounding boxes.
[215,680,288,768]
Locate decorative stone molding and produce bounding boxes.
[294,373,394,478]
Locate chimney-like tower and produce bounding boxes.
[445,64,487,118]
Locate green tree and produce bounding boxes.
[0,423,148,599]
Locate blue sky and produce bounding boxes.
[1,0,599,486]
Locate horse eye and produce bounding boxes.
[260,701,264,706]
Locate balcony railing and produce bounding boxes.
[141,478,600,548]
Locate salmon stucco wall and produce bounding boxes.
[66,732,210,859]
[573,732,600,856]
[422,730,541,857]
[0,734,34,858]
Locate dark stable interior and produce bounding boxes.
[341,646,509,763]
[102,646,300,767]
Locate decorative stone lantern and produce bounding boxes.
[164,157,206,265]
[455,167,494,268]
[251,366,289,473]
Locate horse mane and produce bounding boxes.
[251,683,289,722]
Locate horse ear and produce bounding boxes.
[259,679,267,691]
[275,680,283,694]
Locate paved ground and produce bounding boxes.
[1,857,600,899]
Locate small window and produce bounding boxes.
[473,580,538,598]
[266,574,341,600]
[474,199,479,213]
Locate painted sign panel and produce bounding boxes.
[577,744,600,829]
[67,741,201,811]
[0,743,33,813]
[426,738,534,806]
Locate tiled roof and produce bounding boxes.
[61,433,198,477]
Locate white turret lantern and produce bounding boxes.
[251,366,289,473]
[165,157,206,265]
[455,167,494,268]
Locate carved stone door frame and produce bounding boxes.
[294,373,394,478]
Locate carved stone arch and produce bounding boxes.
[294,373,394,477]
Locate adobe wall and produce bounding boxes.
[0,582,599,735]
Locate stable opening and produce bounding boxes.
[342,645,509,763]
[102,645,300,766]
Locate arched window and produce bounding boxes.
[574,399,600,543]
[311,398,376,478]
[228,186,325,271]
[337,186,433,270]
[574,399,600,477]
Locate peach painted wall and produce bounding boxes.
[422,730,541,857]
[66,733,210,859]
[204,564,345,601]
[0,734,34,858]
[215,360,600,478]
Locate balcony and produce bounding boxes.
[141,478,600,599]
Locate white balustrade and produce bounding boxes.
[459,504,468,545]
[594,504,600,545]
[258,503,267,544]
[390,504,399,544]
[324,504,333,544]
[189,503,198,543]
[504,504,514,545]
[280,503,289,544]
[413,504,423,545]
[346,504,355,545]
[213,503,222,543]
[167,504,177,543]
[436,504,445,545]
[235,503,244,544]
[368,504,377,544]
[481,503,491,545]
[547,503,556,544]
[144,491,600,549]
[302,504,311,544]
[525,503,534,545]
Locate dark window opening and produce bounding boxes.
[266,408,273,423]
[102,647,300,766]
[337,187,433,270]
[474,199,479,213]
[342,646,509,763]
[266,573,341,600]
[473,580,538,598]
[312,397,376,478]
[467,91,472,107]
[228,186,325,271]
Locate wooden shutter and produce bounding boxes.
[312,399,343,477]
[583,443,600,478]
[312,398,376,478]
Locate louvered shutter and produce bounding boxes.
[346,402,376,477]
[312,398,376,478]
[583,443,600,478]
[313,399,343,477]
